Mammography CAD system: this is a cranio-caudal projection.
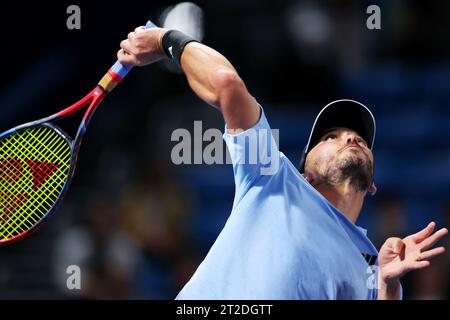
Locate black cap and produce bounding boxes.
[299,99,376,173]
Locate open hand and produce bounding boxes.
[378,222,448,285]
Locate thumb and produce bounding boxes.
[391,238,405,257]
[384,237,405,254]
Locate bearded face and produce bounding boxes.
[305,127,374,192]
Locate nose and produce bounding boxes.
[346,133,358,145]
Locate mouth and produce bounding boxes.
[341,144,362,152]
[339,145,370,162]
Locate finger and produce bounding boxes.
[117,49,128,63]
[421,228,449,251]
[419,246,446,261]
[393,239,405,255]
[128,32,135,40]
[117,49,138,65]
[120,40,137,55]
[411,222,435,243]
[409,260,431,270]
[135,26,145,33]
[383,237,405,259]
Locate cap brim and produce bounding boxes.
[305,99,376,154]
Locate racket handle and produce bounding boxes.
[98,20,157,93]
[111,20,157,77]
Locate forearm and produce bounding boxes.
[178,40,260,130]
[179,42,240,108]
[117,27,260,130]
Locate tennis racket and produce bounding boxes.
[0,20,156,245]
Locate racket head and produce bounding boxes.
[0,122,75,245]
[0,86,104,245]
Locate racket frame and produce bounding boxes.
[0,88,104,245]
[0,20,156,245]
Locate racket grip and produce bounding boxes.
[111,20,157,78]
[98,20,157,93]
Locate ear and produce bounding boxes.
[368,181,377,196]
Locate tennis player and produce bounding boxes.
[118,26,448,299]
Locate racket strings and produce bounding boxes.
[0,126,71,240]
[0,132,53,231]
[1,130,68,235]
[1,128,69,232]
[1,130,66,225]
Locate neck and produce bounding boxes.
[313,180,365,223]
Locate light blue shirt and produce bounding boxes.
[176,107,379,300]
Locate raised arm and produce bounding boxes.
[117,27,260,132]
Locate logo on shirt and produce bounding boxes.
[362,253,377,266]
[363,253,379,290]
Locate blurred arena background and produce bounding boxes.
[0,0,449,299]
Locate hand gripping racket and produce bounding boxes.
[0,21,157,245]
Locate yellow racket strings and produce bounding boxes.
[0,127,71,239]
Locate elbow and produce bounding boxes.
[209,69,246,108]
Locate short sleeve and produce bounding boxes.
[223,106,281,197]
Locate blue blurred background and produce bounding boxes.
[0,0,449,299]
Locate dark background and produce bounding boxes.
[0,0,449,299]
